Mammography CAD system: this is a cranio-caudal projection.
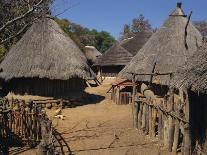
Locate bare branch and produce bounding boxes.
[0,24,30,45]
[0,0,43,33]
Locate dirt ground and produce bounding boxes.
[47,79,171,155]
[11,79,172,155]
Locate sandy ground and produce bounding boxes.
[10,79,172,155]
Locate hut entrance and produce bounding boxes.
[188,91,207,154]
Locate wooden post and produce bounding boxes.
[168,116,174,152]
[158,101,163,141]
[145,104,149,134]
[168,88,175,152]
[132,74,138,129]
[138,102,143,129]
[142,103,147,131]
[183,89,191,155]
[172,120,180,153]
[149,105,152,136]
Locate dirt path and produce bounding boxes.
[45,79,170,155]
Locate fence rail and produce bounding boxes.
[0,98,69,155]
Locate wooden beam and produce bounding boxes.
[127,72,174,76]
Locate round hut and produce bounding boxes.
[95,42,133,78]
[120,30,152,56]
[0,17,95,99]
[119,3,203,88]
[171,40,207,154]
[117,3,203,154]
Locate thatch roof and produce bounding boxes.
[95,42,133,66]
[171,41,207,93]
[0,17,95,81]
[84,46,102,64]
[119,3,203,85]
[120,30,152,56]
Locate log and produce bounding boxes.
[138,102,143,129]
[158,109,163,140]
[145,105,149,134]
[168,116,174,152]
[142,103,147,131]
[134,102,138,129]
[152,108,157,137]
[172,120,180,153]
[132,74,136,128]
[163,115,168,146]
[149,105,152,136]
[183,89,191,155]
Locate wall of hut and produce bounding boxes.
[3,77,86,98]
[101,65,124,77]
[187,91,207,154]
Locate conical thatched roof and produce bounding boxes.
[0,17,95,81]
[120,30,152,56]
[171,41,207,93]
[96,42,133,66]
[119,3,203,85]
[84,46,102,64]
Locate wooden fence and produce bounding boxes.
[131,83,205,155]
[0,98,69,155]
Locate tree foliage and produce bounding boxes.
[120,14,152,40]
[0,0,53,58]
[56,18,115,53]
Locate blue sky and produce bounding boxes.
[52,0,207,39]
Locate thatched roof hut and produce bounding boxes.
[96,42,133,66]
[171,41,207,93]
[120,30,152,56]
[0,17,95,98]
[95,42,133,77]
[84,46,102,64]
[119,3,203,85]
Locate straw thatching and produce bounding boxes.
[0,17,95,81]
[84,46,102,64]
[96,42,133,66]
[171,41,207,93]
[120,30,152,56]
[119,3,203,86]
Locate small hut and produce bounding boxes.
[171,41,207,154]
[118,3,203,154]
[95,42,133,79]
[0,17,95,99]
[110,30,152,104]
[120,30,152,56]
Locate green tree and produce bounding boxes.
[56,18,115,53]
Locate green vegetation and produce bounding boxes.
[56,19,115,53]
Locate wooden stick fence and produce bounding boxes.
[0,98,66,155]
[131,85,204,155]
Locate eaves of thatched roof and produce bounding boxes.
[0,18,95,81]
[84,46,102,64]
[119,3,203,86]
[171,41,207,93]
[95,42,133,66]
[120,30,152,56]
